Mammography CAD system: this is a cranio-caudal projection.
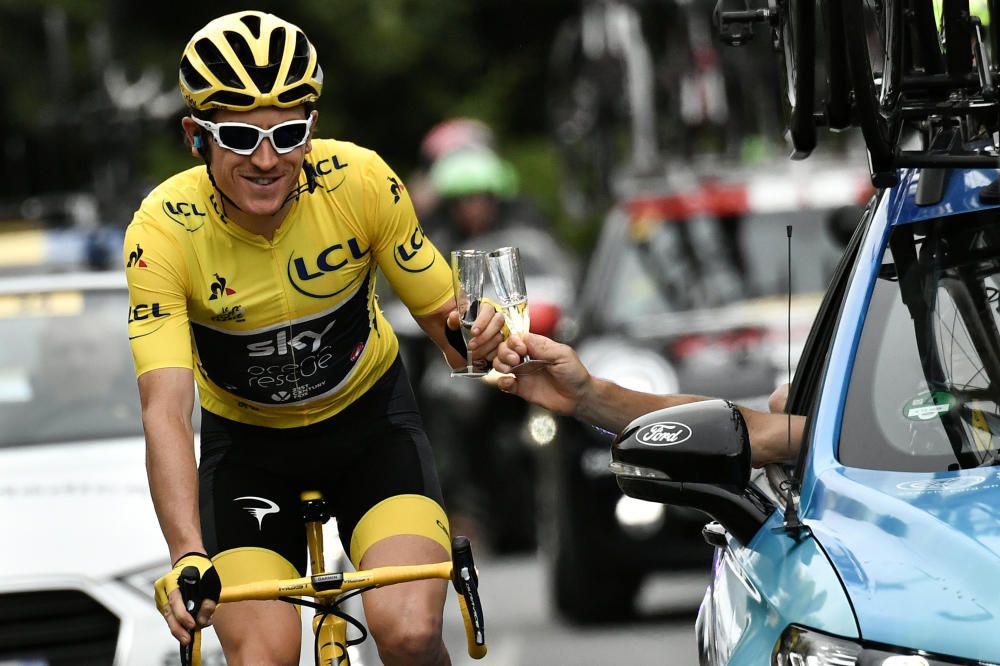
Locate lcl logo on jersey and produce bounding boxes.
[313,155,349,193]
[393,222,435,273]
[209,273,236,301]
[314,155,349,175]
[162,200,207,231]
[128,303,170,322]
[287,239,369,298]
[126,244,147,268]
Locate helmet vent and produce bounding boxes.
[239,13,262,39]
[278,84,318,105]
[204,90,256,108]
[225,28,279,93]
[180,56,211,92]
[195,38,244,90]
[284,32,310,84]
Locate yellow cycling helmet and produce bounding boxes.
[179,11,323,111]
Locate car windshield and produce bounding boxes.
[841,211,1000,471]
[604,209,847,325]
[0,286,142,447]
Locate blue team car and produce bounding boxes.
[610,166,1000,665]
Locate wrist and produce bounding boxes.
[570,374,598,421]
[168,540,206,565]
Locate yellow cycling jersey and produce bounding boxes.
[124,139,453,427]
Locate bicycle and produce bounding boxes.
[172,490,487,666]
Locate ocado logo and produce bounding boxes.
[636,422,692,447]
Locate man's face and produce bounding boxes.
[196,106,315,219]
[451,194,498,237]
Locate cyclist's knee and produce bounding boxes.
[370,615,447,666]
[221,643,300,666]
[214,600,301,666]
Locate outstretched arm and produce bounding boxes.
[491,333,804,466]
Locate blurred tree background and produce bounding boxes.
[0,0,578,237]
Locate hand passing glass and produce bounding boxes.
[486,246,551,375]
[451,250,490,377]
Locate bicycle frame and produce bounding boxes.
[180,491,487,666]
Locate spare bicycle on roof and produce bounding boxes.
[716,0,1000,187]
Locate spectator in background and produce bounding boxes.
[408,117,498,219]
[421,146,552,257]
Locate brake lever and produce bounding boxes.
[177,565,201,666]
[451,536,487,659]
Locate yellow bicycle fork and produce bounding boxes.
[301,490,352,666]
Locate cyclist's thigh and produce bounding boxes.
[199,410,309,573]
[199,414,307,663]
[325,360,451,566]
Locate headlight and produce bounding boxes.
[773,626,996,666]
[614,495,665,538]
[773,626,862,665]
[578,339,679,394]
[525,408,557,447]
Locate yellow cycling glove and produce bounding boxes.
[154,552,221,617]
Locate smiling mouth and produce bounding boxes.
[244,175,281,186]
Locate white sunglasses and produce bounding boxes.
[190,116,313,156]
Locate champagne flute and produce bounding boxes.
[450,250,490,378]
[486,246,551,374]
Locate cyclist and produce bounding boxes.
[490,332,805,466]
[124,11,503,665]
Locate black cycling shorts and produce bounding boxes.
[198,357,448,576]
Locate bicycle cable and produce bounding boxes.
[280,586,375,648]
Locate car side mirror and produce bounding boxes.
[610,399,775,544]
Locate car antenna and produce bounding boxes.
[781,224,807,539]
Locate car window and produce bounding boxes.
[604,209,845,325]
[841,211,1000,471]
[0,287,143,447]
[787,198,873,483]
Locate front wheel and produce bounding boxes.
[842,0,905,186]
[771,0,817,158]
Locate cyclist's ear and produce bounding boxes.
[181,116,205,159]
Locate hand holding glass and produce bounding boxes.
[487,246,551,374]
[451,250,489,377]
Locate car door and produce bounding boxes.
[695,197,876,665]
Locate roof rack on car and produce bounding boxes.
[714,0,1000,187]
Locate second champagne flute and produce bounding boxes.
[486,246,550,374]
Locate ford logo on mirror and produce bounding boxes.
[636,422,692,446]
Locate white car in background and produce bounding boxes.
[0,271,369,666]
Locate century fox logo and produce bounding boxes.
[247,320,336,357]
